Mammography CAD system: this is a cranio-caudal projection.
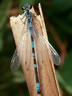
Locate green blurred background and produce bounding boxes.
[0,0,72,96]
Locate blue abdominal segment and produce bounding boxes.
[34,64,37,68]
[32,41,34,48]
[36,83,40,93]
[33,52,35,58]
[30,31,32,36]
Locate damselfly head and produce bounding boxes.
[21,4,32,10]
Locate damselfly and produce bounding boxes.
[10,4,61,94]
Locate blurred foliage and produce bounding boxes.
[56,51,72,95]
[0,0,72,96]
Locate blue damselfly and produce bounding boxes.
[10,4,61,94]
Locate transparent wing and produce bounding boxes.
[10,33,26,71]
[32,21,52,69]
[46,40,61,65]
[41,36,61,65]
[32,17,61,66]
[10,49,20,72]
[10,20,29,71]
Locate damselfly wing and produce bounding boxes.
[32,15,61,66]
[10,18,33,71]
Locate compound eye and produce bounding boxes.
[29,5,32,9]
[21,5,26,10]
